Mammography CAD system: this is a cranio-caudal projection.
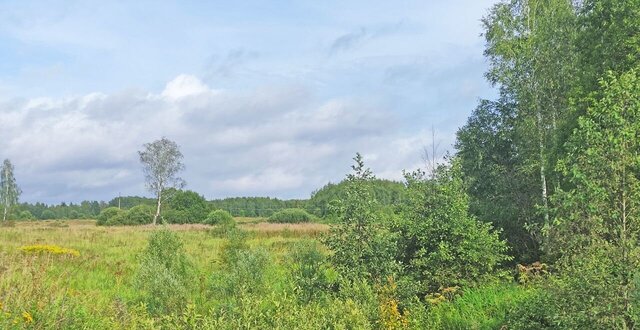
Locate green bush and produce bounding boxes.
[163,209,188,224]
[96,207,125,226]
[268,208,316,223]
[123,205,154,225]
[396,161,511,294]
[289,241,338,302]
[212,248,271,297]
[133,229,194,315]
[166,190,209,223]
[18,210,35,220]
[40,209,56,220]
[204,209,234,226]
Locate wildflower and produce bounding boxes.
[22,311,33,324]
[19,244,80,257]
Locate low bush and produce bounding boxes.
[133,229,195,315]
[268,208,316,223]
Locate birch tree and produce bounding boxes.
[138,137,185,225]
[546,69,640,329]
[0,159,21,222]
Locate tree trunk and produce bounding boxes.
[153,193,162,225]
[537,109,550,224]
[2,167,8,222]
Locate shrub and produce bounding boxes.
[205,209,234,226]
[133,229,194,315]
[166,190,209,223]
[215,248,271,296]
[123,205,154,225]
[268,208,316,223]
[289,241,338,302]
[218,228,249,265]
[40,210,56,220]
[396,161,511,294]
[18,210,35,220]
[162,209,188,224]
[96,207,125,226]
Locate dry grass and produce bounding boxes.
[240,222,329,238]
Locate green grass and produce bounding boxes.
[421,283,537,329]
[0,219,530,329]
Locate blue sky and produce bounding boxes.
[0,0,498,203]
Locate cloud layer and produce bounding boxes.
[0,1,498,203]
[1,75,443,203]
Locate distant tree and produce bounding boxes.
[0,159,21,222]
[138,137,186,225]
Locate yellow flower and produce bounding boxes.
[19,244,80,257]
[22,311,33,324]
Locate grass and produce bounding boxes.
[422,283,537,329]
[0,219,530,329]
[0,219,329,328]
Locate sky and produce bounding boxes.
[0,0,499,204]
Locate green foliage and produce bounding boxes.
[268,208,316,223]
[96,207,125,226]
[133,229,194,315]
[323,153,400,283]
[209,196,306,217]
[456,99,541,263]
[123,205,154,225]
[545,69,640,328]
[107,196,155,209]
[218,228,250,265]
[419,283,536,329]
[308,179,405,218]
[288,240,338,302]
[166,190,209,224]
[211,247,271,299]
[204,209,234,226]
[397,160,511,294]
[17,210,35,220]
[1,159,21,222]
[40,209,56,220]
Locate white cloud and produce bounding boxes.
[0,74,433,203]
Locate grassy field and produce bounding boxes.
[0,220,333,329]
[0,219,532,329]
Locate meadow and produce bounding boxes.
[0,219,532,329]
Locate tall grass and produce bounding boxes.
[0,219,528,328]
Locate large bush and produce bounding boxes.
[204,209,234,226]
[396,160,511,294]
[166,190,209,223]
[123,204,154,225]
[268,208,316,223]
[96,207,125,226]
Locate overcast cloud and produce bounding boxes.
[0,1,498,203]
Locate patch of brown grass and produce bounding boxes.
[240,222,329,238]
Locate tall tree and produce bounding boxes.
[546,69,640,329]
[0,159,21,222]
[138,137,185,225]
[457,0,578,261]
